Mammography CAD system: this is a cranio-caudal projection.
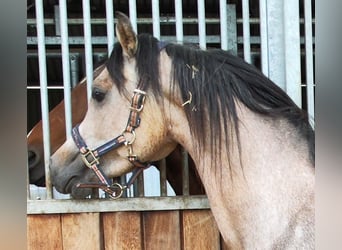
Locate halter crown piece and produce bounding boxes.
[72,89,150,199]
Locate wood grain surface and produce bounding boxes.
[61,212,101,250]
[102,212,142,250]
[27,214,62,250]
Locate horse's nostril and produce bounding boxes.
[28,150,37,168]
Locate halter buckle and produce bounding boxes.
[130,89,146,112]
[129,104,144,112]
[81,149,100,168]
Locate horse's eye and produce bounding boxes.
[92,88,106,102]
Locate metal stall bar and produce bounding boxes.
[160,160,168,196]
[129,0,138,32]
[106,0,115,55]
[175,0,184,43]
[197,0,206,49]
[35,0,52,199]
[182,148,190,196]
[59,0,72,140]
[27,164,30,199]
[284,0,301,107]
[219,0,228,50]
[259,0,269,77]
[227,4,237,55]
[304,0,315,127]
[152,0,160,39]
[54,5,61,36]
[242,0,251,63]
[28,16,273,26]
[82,0,93,100]
[70,54,79,88]
[264,0,286,90]
[129,0,144,197]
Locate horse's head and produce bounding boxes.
[50,12,179,198]
[27,81,88,187]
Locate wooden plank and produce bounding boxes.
[61,212,101,250]
[27,196,210,214]
[102,212,142,250]
[182,210,220,250]
[27,214,62,250]
[143,211,181,249]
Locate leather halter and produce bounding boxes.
[72,89,150,199]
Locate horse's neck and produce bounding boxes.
[168,103,315,248]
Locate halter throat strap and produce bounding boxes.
[71,89,150,199]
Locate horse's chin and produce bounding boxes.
[70,184,92,199]
[54,175,93,199]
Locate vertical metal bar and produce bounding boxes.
[219,0,228,50]
[137,173,145,197]
[227,4,237,55]
[159,159,167,196]
[284,0,301,106]
[82,0,93,101]
[27,162,31,199]
[124,172,136,197]
[59,0,72,139]
[181,148,189,196]
[120,175,129,197]
[259,0,269,76]
[152,0,160,39]
[197,0,206,49]
[54,5,60,36]
[265,0,286,90]
[175,0,183,44]
[304,0,315,127]
[129,0,138,33]
[70,54,79,88]
[105,0,115,56]
[91,189,99,198]
[35,0,52,199]
[242,0,251,63]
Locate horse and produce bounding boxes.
[27,68,203,194]
[50,12,315,248]
[27,74,88,186]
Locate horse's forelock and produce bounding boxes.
[106,42,125,93]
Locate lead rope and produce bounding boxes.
[73,89,151,199]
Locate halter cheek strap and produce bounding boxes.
[71,89,151,199]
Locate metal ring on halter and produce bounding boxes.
[122,130,136,145]
[108,183,126,199]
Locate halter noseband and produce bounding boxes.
[72,88,150,199]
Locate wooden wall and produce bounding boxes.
[28,209,228,249]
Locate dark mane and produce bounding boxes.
[106,34,314,167]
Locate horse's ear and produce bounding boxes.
[115,11,138,58]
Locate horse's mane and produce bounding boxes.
[106,33,315,168]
